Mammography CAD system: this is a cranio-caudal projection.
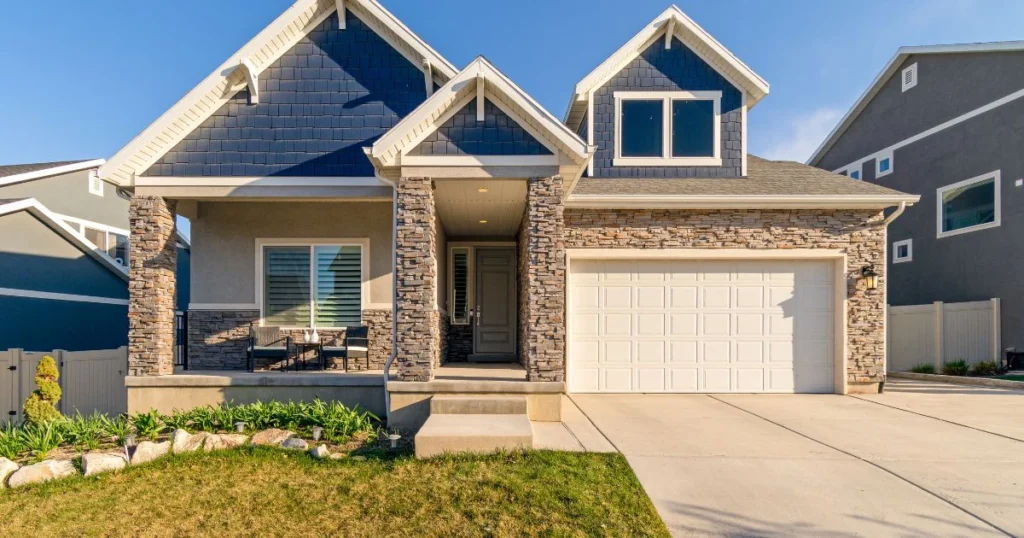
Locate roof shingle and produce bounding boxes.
[0,160,93,179]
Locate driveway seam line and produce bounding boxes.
[557,421,587,452]
[851,394,1024,444]
[707,395,1015,538]
[565,394,623,454]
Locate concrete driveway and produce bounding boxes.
[571,380,1024,537]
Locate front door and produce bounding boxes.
[474,247,516,354]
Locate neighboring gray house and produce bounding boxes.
[103,0,918,410]
[808,42,1024,358]
[0,160,190,351]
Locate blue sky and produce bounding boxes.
[2,0,1022,237]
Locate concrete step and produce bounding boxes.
[467,353,517,363]
[414,414,534,459]
[430,395,527,415]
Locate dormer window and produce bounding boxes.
[613,91,721,166]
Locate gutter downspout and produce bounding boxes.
[366,148,399,425]
[882,201,908,226]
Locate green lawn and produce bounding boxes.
[0,448,669,537]
[995,375,1024,382]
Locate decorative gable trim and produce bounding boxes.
[369,56,592,173]
[564,5,769,132]
[0,159,106,188]
[100,0,456,187]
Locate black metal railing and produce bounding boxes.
[174,311,188,370]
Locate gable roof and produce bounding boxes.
[0,159,106,188]
[0,198,129,281]
[564,5,769,132]
[100,0,456,186]
[569,155,919,209]
[807,40,1024,166]
[369,56,592,171]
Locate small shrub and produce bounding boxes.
[0,422,24,460]
[942,359,969,376]
[910,363,936,374]
[57,412,106,450]
[100,415,133,445]
[23,356,62,424]
[970,360,998,376]
[131,410,165,440]
[19,421,63,462]
[161,412,191,431]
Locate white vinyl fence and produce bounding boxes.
[1,347,127,424]
[887,299,1001,372]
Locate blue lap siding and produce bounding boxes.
[146,10,428,177]
[408,98,552,156]
[590,37,744,178]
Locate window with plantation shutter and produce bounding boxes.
[261,242,364,328]
[451,248,469,325]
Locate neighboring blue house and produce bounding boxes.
[0,160,190,351]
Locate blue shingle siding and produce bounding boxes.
[590,37,743,178]
[407,98,552,156]
[147,10,428,177]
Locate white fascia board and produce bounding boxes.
[807,40,1024,166]
[0,159,106,188]
[134,176,386,187]
[569,6,769,119]
[0,198,129,280]
[564,194,921,210]
[401,155,559,167]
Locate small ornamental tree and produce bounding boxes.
[23,356,62,424]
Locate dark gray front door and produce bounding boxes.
[474,247,516,354]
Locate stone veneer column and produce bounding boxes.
[394,177,439,381]
[128,196,177,376]
[523,176,566,381]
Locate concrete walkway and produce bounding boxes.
[573,384,1024,537]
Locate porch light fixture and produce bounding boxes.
[124,434,137,461]
[477,187,488,193]
[861,265,879,290]
[234,422,247,433]
[312,427,324,441]
[387,433,402,450]
[479,220,488,224]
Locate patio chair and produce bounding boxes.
[320,326,369,372]
[247,325,293,372]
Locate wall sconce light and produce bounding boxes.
[861,265,879,290]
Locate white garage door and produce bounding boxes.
[569,259,835,393]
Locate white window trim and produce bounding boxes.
[892,239,913,263]
[876,152,894,178]
[936,170,1001,239]
[848,165,861,180]
[902,63,918,92]
[613,90,722,167]
[88,170,104,196]
[254,238,370,330]
[448,246,472,326]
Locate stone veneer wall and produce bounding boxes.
[521,177,566,381]
[563,208,888,386]
[447,323,473,363]
[187,309,393,371]
[128,196,178,376]
[394,177,439,381]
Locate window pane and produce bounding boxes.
[897,245,908,258]
[264,247,310,327]
[620,100,663,157]
[879,158,891,173]
[942,178,995,232]
[109,234,129,266]
[314,245,361,327]
[671,100,715,157]
[452,250,469,324]
[84,227,105,249]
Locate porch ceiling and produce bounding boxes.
[434,179,525,236]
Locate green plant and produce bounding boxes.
[100,415,133,445]
[970,360,998,376]
[57,412,106,450]
[131,410,165,440]
[910,363,936,374]
[0,422,25,460]
[23,356,62,424]
[19,421,64,462]
[184,406,216,432]
[161,412,192,431]
[942,359,969,376]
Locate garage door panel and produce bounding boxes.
[570,258,834,394]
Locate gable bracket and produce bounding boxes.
[476,74,485,122]
[423,59,433,97]
[237,58,260,105]
[336,0,346,29]
[664,19,675,49]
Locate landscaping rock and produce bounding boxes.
[172,430,211,454]
[251,428,295,446]
[131,441,170,465]
[280,438,308,451]
[310,445,330,459]
[204,434,248,451]
[0,458,19,488]
[82,453,127,477]
[7,460,76,488]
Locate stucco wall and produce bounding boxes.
[189,201,393,307]
[0,170,130,230]
[564,208,888,388]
